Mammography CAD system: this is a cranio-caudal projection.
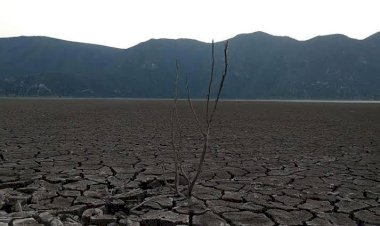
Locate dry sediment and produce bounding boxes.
[0,99,379,225]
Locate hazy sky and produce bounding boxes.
[1,0,380,48]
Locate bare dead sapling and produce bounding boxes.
[170,40,229,200]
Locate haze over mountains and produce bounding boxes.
[0,32,379,99]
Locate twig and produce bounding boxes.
[179,164,190,185]
[161,164,176,192]
[209,41,229,126]
[185,74,206,137]
[130,194,174,211]
[187,133,209,197]
[161,163,187,198]
[171,61,181,193]
[206,40,215,123]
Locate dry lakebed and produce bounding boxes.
[0,99,379,226]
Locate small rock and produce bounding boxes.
[12,218,42,226]
[99,166,114,176]
[118,219,128,226]
[114,211,128,220]
[50,218,64,226]
[37,212,54,225]
[222,191,243,202]
[82,208,103,225]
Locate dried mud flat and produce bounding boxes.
[0,99,379,226]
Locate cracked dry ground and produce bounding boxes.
[0,99,379,226]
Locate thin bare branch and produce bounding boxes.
[162,164,187,198]
[209,41,229,126]
[162,164,189,199]
[171,60,181,193]
[187,40,229,197]
[170,114,181,194]
[170,40,229,201]
[206,40,215,125]
[130,194,174,211]
[179,164,190,185]
[174,61,183,133]
[161,164,176,191]
[187,134,209,197]
[174,62,184,170]
[185,74,206,137]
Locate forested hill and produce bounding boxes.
[0,32,379,99]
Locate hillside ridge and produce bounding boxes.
[0,32,379,99]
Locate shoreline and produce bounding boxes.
[1,96,380,103]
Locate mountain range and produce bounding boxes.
[0,32,379,99]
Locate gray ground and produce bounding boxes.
[0,99,379,226]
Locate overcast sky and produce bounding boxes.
[1,0,380,48]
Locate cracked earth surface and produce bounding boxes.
[0,99,379,226]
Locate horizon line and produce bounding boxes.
[0,30,379,50]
